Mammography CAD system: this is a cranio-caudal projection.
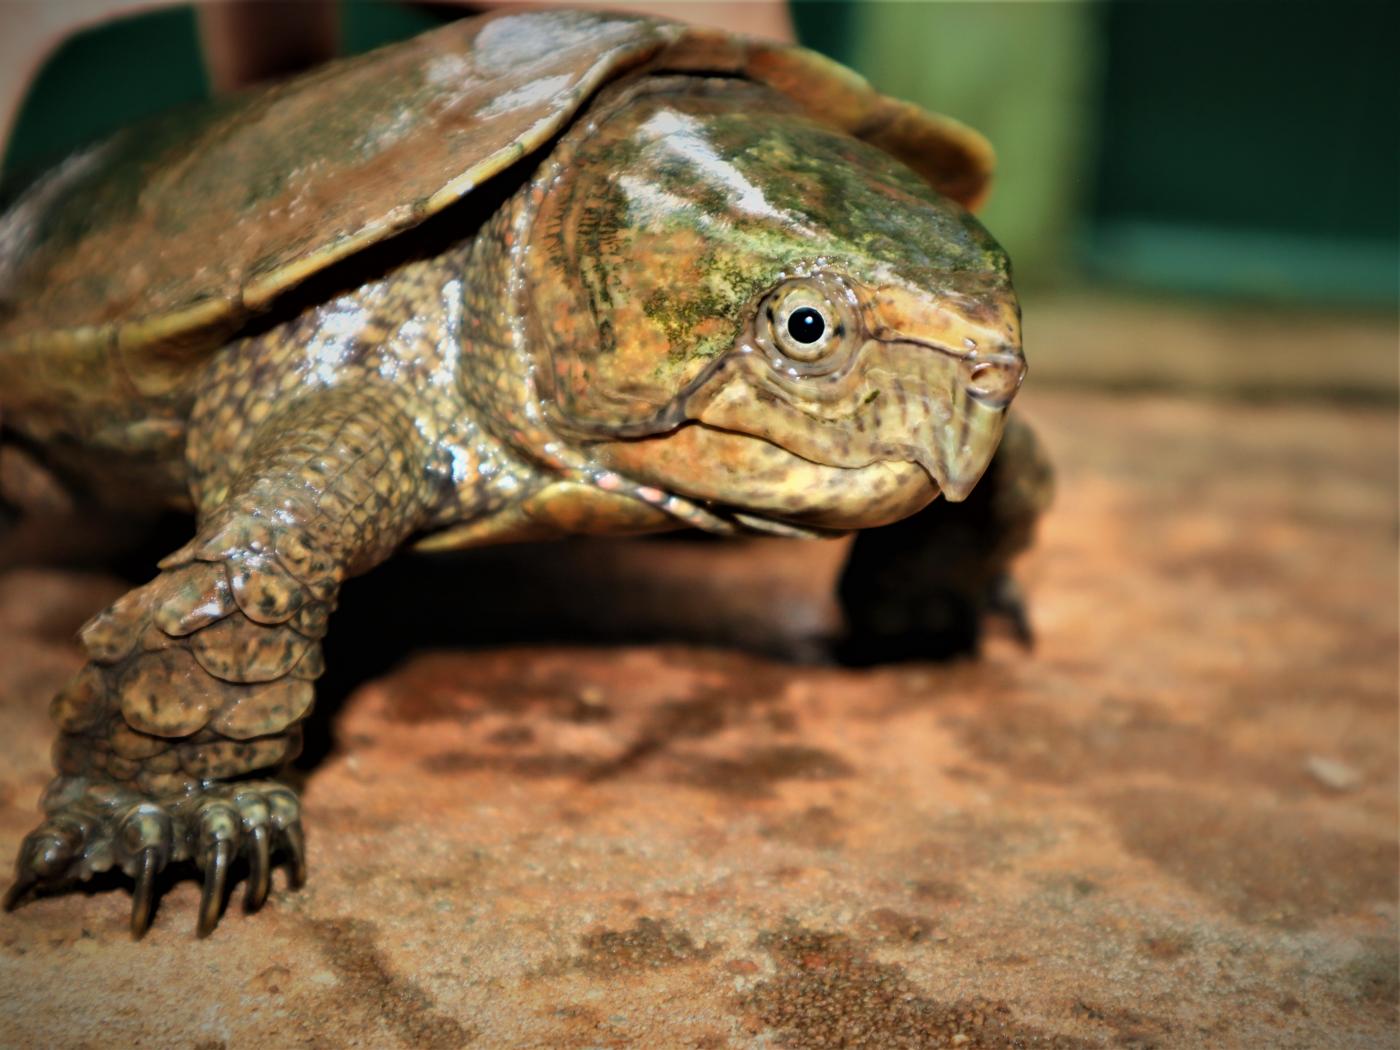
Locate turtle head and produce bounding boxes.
[523,77,1024,529]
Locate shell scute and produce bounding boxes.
[79,591,148,664]
[177,735,289,779]
[150,562,237,637]
[49,666,109,734]
[209,679,315,740]
[117,648,216,738]
[228,556,308,625]
[190,615,314,684]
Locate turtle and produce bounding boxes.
[0,9,1051,937]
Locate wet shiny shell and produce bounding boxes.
[0,9,993,411]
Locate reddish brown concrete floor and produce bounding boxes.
[0,387,1396,1049]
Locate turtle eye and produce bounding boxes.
[786,307,826,345]
[756,275,858,371]
[772,297,839,362]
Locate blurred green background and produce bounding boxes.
[3,0,1396,307]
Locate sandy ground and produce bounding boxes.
[0,384,1396,1049]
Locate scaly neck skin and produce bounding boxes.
[457,187,567,473]
[186,236,543,533]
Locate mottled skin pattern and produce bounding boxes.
[0,16,1049,937]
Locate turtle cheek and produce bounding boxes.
[583,426,936,529]
[683,339,952,473]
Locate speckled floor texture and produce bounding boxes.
[0,385,1396,1049]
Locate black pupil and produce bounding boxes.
[787,307,825,344]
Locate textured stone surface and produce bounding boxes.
[1,387,1396,1048]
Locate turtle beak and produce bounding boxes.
[935,353,1022,500]
[869,281,1025,502]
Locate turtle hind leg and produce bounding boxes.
[837,415,1053,666]
[6,384,440,936]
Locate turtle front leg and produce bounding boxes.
[838,415,1053,664]
[5,385,439,935]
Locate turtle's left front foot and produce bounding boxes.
[5,776,305,937]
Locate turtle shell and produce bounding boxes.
[0,9,993,422]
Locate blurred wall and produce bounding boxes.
[1082,0,1397,306]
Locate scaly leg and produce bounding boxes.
[5,385,439,935]
[838,415,1053,664]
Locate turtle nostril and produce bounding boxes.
[964,354,1024,405]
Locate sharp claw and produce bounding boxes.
[3,875,35,912]
[198,840,232,937]
[129,847,160,938]
[283,824,307,889]
[1005,608,1033,648]
[988,573,1034,648]
[244,826,271,911]
[12,781,305,933]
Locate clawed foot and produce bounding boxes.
[838,571,1035,666]
[4,777,305,937]
[984,571,1033,648]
